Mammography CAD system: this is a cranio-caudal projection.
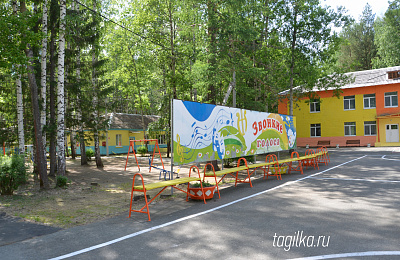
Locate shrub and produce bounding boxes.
[86,148,94,161]
[0,155,27,195]
[56,175,70,188]
[190,181,213,188]
[137,145,147,156]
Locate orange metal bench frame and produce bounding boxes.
[203,158,252,199]
[128,165,205,221]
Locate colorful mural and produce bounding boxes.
[173,99,296,165]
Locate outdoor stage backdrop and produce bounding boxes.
[173,99,296,165]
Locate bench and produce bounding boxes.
[204,156,287,199]
[316,147,330,165]
[301,149,319,169]
[346,140,360,146]
[203,158,251,199]
[279,152,304,175]
[129,165,206,221]
[317,140,330,147]
[247,154,282,180]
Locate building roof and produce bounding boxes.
[108,113,160,130]
[279,65,400,95]
[347,65,400,89]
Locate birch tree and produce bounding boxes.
[41,0,48,158]
[57,0,66,175]
[16,70,24,154]
[12,1,24,155]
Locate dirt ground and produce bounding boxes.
[0,155,194,229]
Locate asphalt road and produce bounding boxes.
[1,147,400,260]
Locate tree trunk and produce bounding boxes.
[16,70,25,155]
[127,46,146,137]
[168,3,177,99]
[92,0,103,168]
[68,0,76,161]
[74,2,87,165]
[76,48,87,165]
[70,131,76,159]
[57,0,66,176]
[289,8,298,117]
[13,2,25,155]
[79,129,87,164]
[21,0,49,189]
[207,0,217,105]
[49,0,58,176]
[41,0,48,160]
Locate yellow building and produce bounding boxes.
[69,113,167,155]
[279,66,400,147]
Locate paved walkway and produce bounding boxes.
[0,212,61,247]
[1,147,400,259]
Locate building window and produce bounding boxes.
[363,94,376,109]
[156,134,166,145]
[344,122,356,136]
[364,121,377,136]
[310,99,320,113]
[310,124,321,137]
[116,134,122,146]
[388,71,400,80]
[344,95,355,110]
[384,92,398,107]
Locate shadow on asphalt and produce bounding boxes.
[0,212,61,246]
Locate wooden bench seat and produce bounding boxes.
[247,161,277,177]
[279,152,305,175]
[129,166,205,221]
[129,147,331,221]
[133,177,201,191]
[203,158,253,199]
[204,155,286,200]
[251,154,282,180]
[317,140,330,147]
[203,165,249,177]
[346,139,360,146]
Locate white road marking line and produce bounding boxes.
[289,250,400,260]
[382,155,400,161]
[48,155,366,260]
[310,177,400,183]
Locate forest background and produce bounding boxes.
[1,0,400,190]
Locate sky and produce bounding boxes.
[321,0,389,20]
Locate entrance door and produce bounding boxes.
[386,124,399,142]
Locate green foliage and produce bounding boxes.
[223,156,255,167]
[373,0,400,68]
[86,149,94,161]
[137,145,147,156]
[2,0,399,188]
[0,155,27,195]
[56,175,70,188]
[336,4,377,72]
[190,181,213,188]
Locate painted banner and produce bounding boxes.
[173,99,296,165]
